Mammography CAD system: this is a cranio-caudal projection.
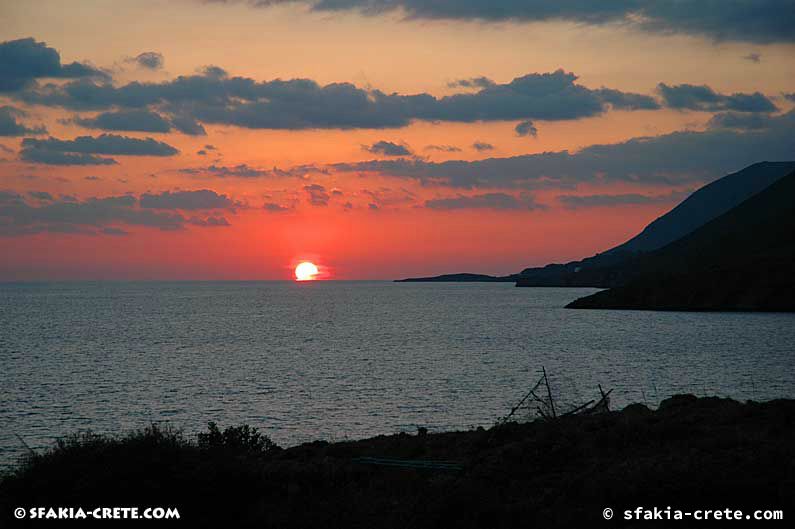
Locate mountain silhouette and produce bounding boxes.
[516,161,795,287]
[397,162,795,285]
[567,168,795,311]
[610,161,795,254]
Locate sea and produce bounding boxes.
[2,281,794,465]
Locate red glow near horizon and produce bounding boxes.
[1,11,779,282]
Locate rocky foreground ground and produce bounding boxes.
[2,395,793,527]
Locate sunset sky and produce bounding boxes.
[1,1,794,280]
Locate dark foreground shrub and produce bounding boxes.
[197,422,278,453]
[0,423,281,527]
[3,398,794,528]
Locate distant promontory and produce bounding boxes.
[395,273,517,282]
[396,161,795,312]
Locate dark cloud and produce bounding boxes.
[20,133,178,165]
[187,215,231,227]
[190,80,424,129]
[361,187,416,207]
[420,71,657,122]
[28,191,54,201]
[0,37,107,92]
[0,194,184,235]
[304,184,330,206]
[743,52,762,63]
[424,144,461,152]
[330,110,795,189]
[236,1,795,44]
[139,189,236,210]
[71,110,172,133]
[472,141,494,152]
[0,106,46,136]
[17,64,661,130]
[658,83,777,113]
[784,93,795,103]
[0,191,239,236]
[706,112,772,131]
[635,1,795,43]
[447,77,495,89]
[557,190,688,209]
[594,88,660,110]
[202,65,228,78]
[169,114,207,135]
[180,163,322,178]
[368,203,379,210]
[515,120,537,137]
[85,176,102,181]
[133,52,164,70]
[363,140,412,156]
[263,202,291,212]
[425,192,542,210]
[21,150,117,166]
[69,108,206,135]
[179,164,268,178]
[25,133,178,156]
[0,191,23,203]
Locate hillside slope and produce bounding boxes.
[517,161,795,287]
[611,161,795,254]
[567,169,795,311]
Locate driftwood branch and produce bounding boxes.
[502,375,545,423]
[561,399,596,417]
[500,367,614,423]
[15,433,36,457]
[543,366,556,419]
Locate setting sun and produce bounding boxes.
[295,261,319,281]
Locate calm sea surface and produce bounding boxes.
[2,281,794,464]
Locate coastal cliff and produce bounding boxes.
[567,169,795,311]
[517,161,795,288]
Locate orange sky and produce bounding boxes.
[1,1,793,279]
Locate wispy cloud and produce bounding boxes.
[363,140,412,156]
[20,134,178,165]
[658,83,777,113]
[215,1,795,44]
[0,106,46,136]
[425,192,543,211]
[304,184,330,206]
[557,190,690,209]
[330,110,795,189]
[0,190,236,236]
[0,37,107,93]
